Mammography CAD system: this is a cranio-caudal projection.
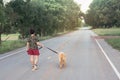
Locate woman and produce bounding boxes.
[26,29,44,71]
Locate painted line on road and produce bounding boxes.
[0,49,25,61]
[95,39,120,79]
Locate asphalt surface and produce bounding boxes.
[0,29,120,80]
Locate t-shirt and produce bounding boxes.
[27,36,39,49]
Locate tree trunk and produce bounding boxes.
[0,24,3,45]
[0,32,1,45]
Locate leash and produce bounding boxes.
[38,46,43,49]
[45,47,58,54]
[38,46,58,54]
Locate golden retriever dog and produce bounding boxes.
[58,52,66,68]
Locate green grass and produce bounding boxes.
[93,28,120,51]
[1,33,22,54]
[93,28,120,36]
[2,33,19,41]
[106,38,120,50]
[0,40,26,54]
[0,30,74,54]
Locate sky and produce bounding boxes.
[74,0,93,13]
[3,0,11,5]
[3,0,10,3]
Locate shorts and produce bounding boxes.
[27,49,40,55]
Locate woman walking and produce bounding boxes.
[26,29,44,71]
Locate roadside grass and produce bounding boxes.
[93,28,120,51]
[106,38,120,50]
[0,30,73,54]
[2,33,19,41]
[0,40,26,54]
[93,28,120,36]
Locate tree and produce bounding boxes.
[0,0,5,45]
[84,0,120,28]
[5,0,81,38]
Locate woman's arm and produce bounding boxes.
[26,42,29,50]
[36,42,44,47]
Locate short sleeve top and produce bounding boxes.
[27,36,39,49]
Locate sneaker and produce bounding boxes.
[32,64,38,71]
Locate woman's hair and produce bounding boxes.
[30,29,35,34]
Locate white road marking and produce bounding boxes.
[0,49,25,60]
[95,39,120,79]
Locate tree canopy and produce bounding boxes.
[0,0,81,44]
[4,0,80,37]
[84,0,120,28]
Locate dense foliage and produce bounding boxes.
[84,0,120,28]
[0,0,81,44]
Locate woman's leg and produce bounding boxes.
[30,55,34,66]
[31,49,39,71]
[32,55,39,71]
[34,55,39,65]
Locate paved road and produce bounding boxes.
[0,29,120,80]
